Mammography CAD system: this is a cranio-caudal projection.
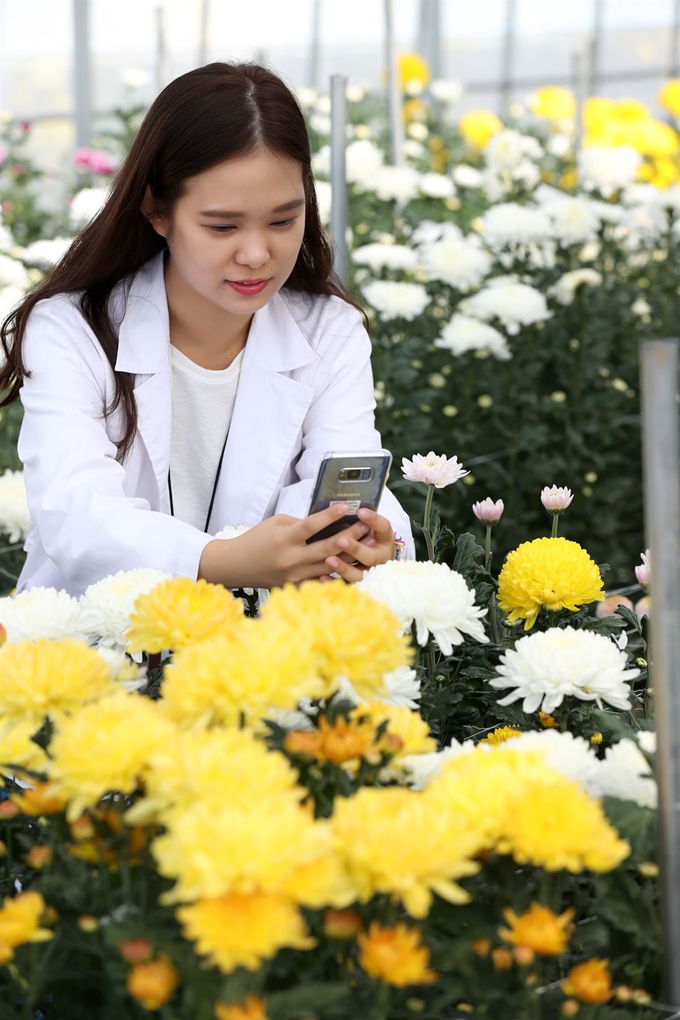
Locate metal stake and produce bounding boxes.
[330,74,348,286]
[73,0,91,147]
[588,0,604,96]
[308,0,322,91]
[571,47,589,151]
[197,0,209,67]
[384,0,403,166]
[418,0,441,81]
[499,0,517,118]
[155,5,169,95]
[671,0,680,78]
[640,338,680,1007]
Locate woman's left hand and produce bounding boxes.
[321,508,396,583]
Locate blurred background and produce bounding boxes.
[2,0,680,165]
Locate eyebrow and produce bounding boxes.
[200,198,306,218]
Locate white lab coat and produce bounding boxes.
[16,252,414,596]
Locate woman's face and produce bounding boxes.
[149,147,307,316]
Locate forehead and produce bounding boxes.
[183,149,304,211]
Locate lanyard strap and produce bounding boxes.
[167,425,230,534]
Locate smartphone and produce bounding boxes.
[306,450,393,543]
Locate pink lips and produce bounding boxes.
[227,278,270,296]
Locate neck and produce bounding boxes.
[164,257,253,365]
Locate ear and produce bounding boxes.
[141,185,167,238]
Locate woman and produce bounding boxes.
[0,62,413,598]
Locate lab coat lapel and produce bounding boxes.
[211,293,315,530]
[114,253,172,509]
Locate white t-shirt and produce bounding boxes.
[169,345,245,531]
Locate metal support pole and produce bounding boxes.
[330,74,348,287]
[588,0,604,96]
[640,338,680,1008]
[671,0,680,78]
[155,6,169,95]
[73,0,91,147]
[572,48,588,151]
[308,0,322,90]
[499,0,517,118]
[418,0,441,81]
[197,0,209,67]
[384,0,404,166]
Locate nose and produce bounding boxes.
[234,231,270,270]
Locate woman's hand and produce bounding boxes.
[198,503,371,589]
[321,508,396,583]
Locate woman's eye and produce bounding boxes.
[209,225,236,233]
[271,218,296,227]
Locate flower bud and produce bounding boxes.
[561,1001,580,1017]
[323,910,363,939]
[471,938,491,957]
[513,945,535,966]
[78,915,99,932]
[27,845,52,870]
[0,800,19,820]
[0,622,6,647]
[127,955,180,1011]
[590,733,603,746]
[472,498,504,525]
[119,938,154,962]
[540,485,574,515]
[635,596,651,619]
[637,861,659,878]
[595,595,633,619]
[491,947,514,970]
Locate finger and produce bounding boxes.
[299,503,351,541]
[324,555,366,584]
[357,508,394,541]
[335,534,384,568]
[299,521,370,564]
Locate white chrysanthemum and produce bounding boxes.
[419,238,492,291]
[362,280,429,321]
[592,738,657,809]
[434,313,511,360]
[488,627,640,714]
[478,203,552,249]
[0,588,89,643]
[339,664,421,710]
[621,203,666,249]
[460,279,552,335]
[314,179,332,225]
[352,243,419,273]
[345,139,385,186]
[484,129,543,170]
[577,146,642,198]
[69,187,108,228]
[0,220,14,252]
[504,729,601,794]
[0,469,31,542]
[79,568,172,649]
[22,237,73,269]
[452,164,483,189]
[411,220,463,245]
[0,253,29,290]
[419,172,455,198]
[401,739,474,789]
[371,165,421,203]
[631,296,652,317]
[546,197,600,246]
[547,134,572,158]
[309,113,331,135]
[637,731,656,754]
[311,144,330,177]
[550,268,602,306]
[430,80,463,104]
[588,199,626,224]
[0,286,24,323]
[359,560,488,654]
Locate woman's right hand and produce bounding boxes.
[198,503,369,589]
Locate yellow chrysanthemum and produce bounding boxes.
[0,718,48,775]
[497,537,605,630]
[285,716,383,767]
[527,86,576,121]
[127,955,180,1010]
[161,616,323,727]
[480,726,523,747]
[331,786,480,919]
[259,581,412,702]
[48,690,176,820]
[659,79,680,117]
[0,639,114,725]
[645,155,680,187]
[459,110,503,149]
[152,795,349,907]
[498,772,630,873]
[353,702,436,758]
[128,727,302,825]
[499,902,574,955]
[562,957,613,1004]
[215,995,269,1020]
[621,119,679,158]
[126,577,244,654]
[177,892,314,973]
[11,781,66,816]
[358,922,438,987]
[0,891,53,950]
[398,52,431,91]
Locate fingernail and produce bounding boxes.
[327,558,338,569]
[336,503,349,515]
[337,538,349,549]
[357,508,370,519]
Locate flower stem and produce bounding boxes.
[484,526,500,644]
[551,514,559,539]
[374,980,390,1020]
[423,484,435,561]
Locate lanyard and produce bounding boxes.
[167,426,230,534]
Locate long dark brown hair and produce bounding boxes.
[0,61,357,460]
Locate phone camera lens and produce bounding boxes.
[347,469,360,480]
